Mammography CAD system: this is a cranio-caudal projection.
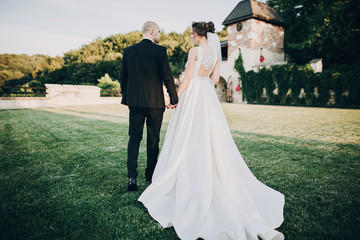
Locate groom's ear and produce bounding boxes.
[150,29,154,35]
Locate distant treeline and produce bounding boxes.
[0,28,227,88]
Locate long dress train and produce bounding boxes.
[138,46,285,240]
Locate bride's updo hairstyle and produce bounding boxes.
[192,21,215,39]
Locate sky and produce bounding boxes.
[0,0,266,57]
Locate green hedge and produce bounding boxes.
[235,54,360,107]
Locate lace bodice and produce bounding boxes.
[201,49,216,70]
[193,47,218,78]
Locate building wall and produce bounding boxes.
[220,48,242,103]
[228,19,284,54]
[220,18,285,103]
[215,77,227,102]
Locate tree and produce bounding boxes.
[267,0,360,68]
[217,26,228,42]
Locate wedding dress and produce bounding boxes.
[139,41,285,240]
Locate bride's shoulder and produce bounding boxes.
[188,47,198,57]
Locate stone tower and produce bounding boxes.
[219,0,287,103]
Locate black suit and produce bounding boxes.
[119,39,178,180]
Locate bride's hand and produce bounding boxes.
[167,104,177,109]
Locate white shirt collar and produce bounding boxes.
[143,37,154,43]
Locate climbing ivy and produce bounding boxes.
[234,53,360,107]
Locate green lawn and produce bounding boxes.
[1,104,359,240]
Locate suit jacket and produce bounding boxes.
[119,39,178,108]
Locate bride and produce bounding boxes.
[138,21,285,240]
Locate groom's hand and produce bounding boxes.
[167,104,177,109]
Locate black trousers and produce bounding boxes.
[127,106,165,180]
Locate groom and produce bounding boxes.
[119,21,178,191]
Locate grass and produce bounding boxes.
[0,104,359,240]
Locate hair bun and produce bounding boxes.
[192,21,215,38]
[206,21,215,33]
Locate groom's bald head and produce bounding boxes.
[142,21,159,34]
[142,21,161,43]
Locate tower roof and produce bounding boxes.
[222,0,288,27]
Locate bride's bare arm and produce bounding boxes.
[210,58,220,84]
[177,48,197,97]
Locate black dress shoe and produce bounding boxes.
[128,178,138,191]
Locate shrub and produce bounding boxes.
[234,53,360,107]
[97,73,120,89]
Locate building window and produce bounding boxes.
[221,41,228,61]
[236,22,243,32]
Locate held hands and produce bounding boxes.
[166,92,179,109]
[167,104,177,109]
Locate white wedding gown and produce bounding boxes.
[138,46,285,240]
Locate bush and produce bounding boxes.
[97,73,120,89]
[234,53,360,107]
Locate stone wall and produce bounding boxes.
[228,19,284,56]
[220,18,285,104]
[0,84,121,109]
[215,77,227,102]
